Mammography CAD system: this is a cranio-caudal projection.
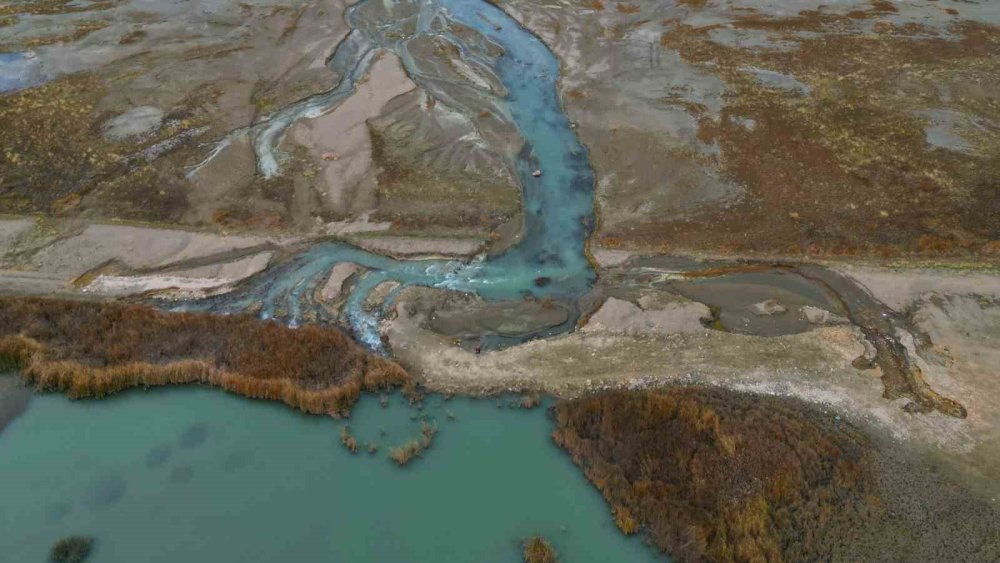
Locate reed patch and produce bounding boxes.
[0,297,408,417]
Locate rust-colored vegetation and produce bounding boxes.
[552,388,879,562]
[518,392,541,409]
[340,425,359,453]
[389,440,422,466]
[0,297,408,417]
[522,536,558,563]
[419,420,438,449]
[387,419,438,466]
[615,3,640,14]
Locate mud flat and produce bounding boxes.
[0,218,297,297]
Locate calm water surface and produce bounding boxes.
[0,389,662,562]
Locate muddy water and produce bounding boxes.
[185,0,596,351]
[0,389,661,562]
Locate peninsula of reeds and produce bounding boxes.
[552,388,1000,562]
[0,297,408,417]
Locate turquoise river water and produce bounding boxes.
[185,0,597,352]
[0,389,661,562]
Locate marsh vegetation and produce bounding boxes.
[522,535,558,563]
[0,297,408,416]
[553,388,1000,562]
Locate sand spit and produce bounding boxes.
[0,218,295,297]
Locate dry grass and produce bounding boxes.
[389,440,422,466]
[552,388,877,562]
[1,20,109,52]
[340,425,359,453]
[0,0,120,17]
[0,74,196,220]
[420,420,438,449]
[0,297,408,417]
[519,392,542,409]
[522,536,557,563]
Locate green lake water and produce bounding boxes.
[0,387,662,562]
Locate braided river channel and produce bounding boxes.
[0,0,667,560]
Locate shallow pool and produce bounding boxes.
[0,388,662,562]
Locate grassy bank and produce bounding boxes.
[553,388,1000,562]
[0,297,408,416]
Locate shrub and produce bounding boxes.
[50,536,93,562]
[519,392,541,409]
[522,536,557,563]
[340,426,358,454]
[389,440,422,466]
[419,421,438,449]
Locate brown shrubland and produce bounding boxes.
[552,388,878,562]
[0,297,408,417]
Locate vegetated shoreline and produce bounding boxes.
[552,387,1000,563]
[0,297,409,417]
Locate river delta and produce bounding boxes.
[2,0,1000,561]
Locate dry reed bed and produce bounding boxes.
[0,297,408,416]
[522,536,558,563]
[554,388,875,562]
[553,388,1000,562]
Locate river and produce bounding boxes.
[184,0,597,352]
